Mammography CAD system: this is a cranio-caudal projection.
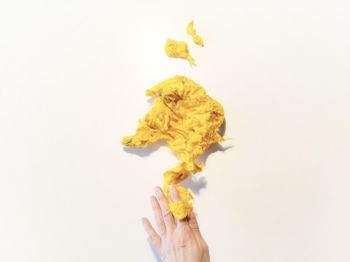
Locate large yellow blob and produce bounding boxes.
[121,75,225,219]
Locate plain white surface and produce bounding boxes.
[1,0,350,261]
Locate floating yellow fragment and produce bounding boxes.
[187,20,204,47]
[164,38,195,65]
[121,76,225,219]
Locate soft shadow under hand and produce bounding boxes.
[147,237,162,262]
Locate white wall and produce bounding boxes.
[1,0,349,261]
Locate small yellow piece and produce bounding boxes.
[187,20,204,47]
[122,76,225,219]
[168,185,193,220]
[164,38,195,65]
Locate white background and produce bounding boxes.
[1,0,350,261]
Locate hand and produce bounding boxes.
[141,186,210,262]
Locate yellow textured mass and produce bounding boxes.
[187,20,204,47]
[121,76,225,219]
[164,38,195,65]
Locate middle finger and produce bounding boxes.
[155,186,175,231]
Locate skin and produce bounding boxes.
[141,186,210,262]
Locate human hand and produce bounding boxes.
[141,186,210,262]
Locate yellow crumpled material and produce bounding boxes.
[164,38,195,65]
[121,75,225,219]
[187,20,204,47]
